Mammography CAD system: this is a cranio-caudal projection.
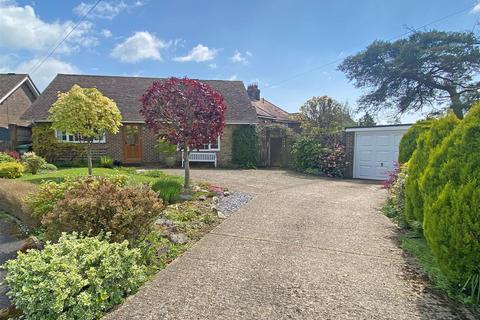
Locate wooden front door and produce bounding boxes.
[123,124,142,163]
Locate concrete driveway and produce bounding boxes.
[107,169,473,320]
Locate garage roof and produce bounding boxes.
[345,124,412,132]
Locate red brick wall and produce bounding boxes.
[0,83,36,128]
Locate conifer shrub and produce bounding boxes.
[403,113,459,226]
[421,103,480,285]
[398,119,432,163]
[232,125,258,168]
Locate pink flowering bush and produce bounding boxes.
[318,144,348,177]
[5,150,20,160]
[383,161,401,189]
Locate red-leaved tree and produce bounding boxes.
[140,77,227,190]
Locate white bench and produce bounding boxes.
[182,152,217,167]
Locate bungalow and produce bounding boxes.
[0,73,40,151]
[21,74,258,167]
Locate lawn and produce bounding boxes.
[18,167,180,185]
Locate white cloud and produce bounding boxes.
[101,29,112,38]
[174,44,217,62]
[227,74,238,81]
[74,0,143,19]
[16,57,80,91]
[111,31,168,63]
[471,2,480,14]
[208,63,217,69]
[0,2,96,53]
[231,50,249,64]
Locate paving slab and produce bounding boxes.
[107,169,475,320]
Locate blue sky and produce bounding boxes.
[1,0,479,124]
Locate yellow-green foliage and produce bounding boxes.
[421,103,480,284]
[49,84,122,139]
[403,113,459,226]
[398,119,432,163]
[0,162,24,178]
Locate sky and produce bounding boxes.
[1,0,480,124]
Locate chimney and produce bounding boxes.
[247,83,260,101]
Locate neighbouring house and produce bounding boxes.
[21,74,258,167]
[246,83,299,167]
[344,124,412,180]
[0,73,40,151]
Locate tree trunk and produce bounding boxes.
[449,92,464,119]
[87,142,93,176]
[183,146,190,190]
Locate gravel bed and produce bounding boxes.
[217,192,254,216]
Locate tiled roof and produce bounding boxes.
[0,74,28,101]
[22,74,258,124]
[251,98,291,121]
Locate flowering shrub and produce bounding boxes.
[3,233,147,320]
[389,164,408,216]
[43,177,164,243]
[292,136,321,171]
[5,151,20,160]
[318,144,347,177]
[22,151,47,174]
[383,161,402,189]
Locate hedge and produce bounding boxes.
[421,102,480,285]
[398,119,432,163]
[403,113,459,226]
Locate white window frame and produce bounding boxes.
[55,130,106,144]
[196,136,220,151]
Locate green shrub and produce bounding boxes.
[0,152,16,163]
[232,125,257,168]
[403,114,459,226]
[25,180,75,220]
[22,151,47,174]
[398,119,432,163]
[421,102,480,287]
[41,163,58,171]
[151,177,183,204]
[3,233,147,320]
[292,136,321,171]
[0,162,24,178]
[100,155,114,168]
[32,124,86,163]
[43,177,164,243]
[389,164,408,218]
[140,169,165,178]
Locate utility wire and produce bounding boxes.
[266,4,476,89]
[29,0,103,75]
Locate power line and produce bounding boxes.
[266,4,476,89]
[29,0,103,75]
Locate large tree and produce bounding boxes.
[140,77,226,190]
[298,96,355,136]
[357,112,376,127]
[338,31,480,119]
[49,85,122,175]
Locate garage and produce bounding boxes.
[345,124,411,180]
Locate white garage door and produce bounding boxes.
[354,130,405,180]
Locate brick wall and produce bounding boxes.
[0,83,36,128]
[344,131,355,178]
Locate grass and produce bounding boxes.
[18,167,152,184]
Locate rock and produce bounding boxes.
[197,195,207,201]
[193,185,201,192]
[155,217,174,228]
[217,211,227,219]
[212,196,219,204]
[19,236,42,253]
[179,193,193,201]
[156,246,170,256]
[223,191,231,197]
[210,205,217,212]
[169,233,189,245]
[199,189,209,193]
[0,305,21,320]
